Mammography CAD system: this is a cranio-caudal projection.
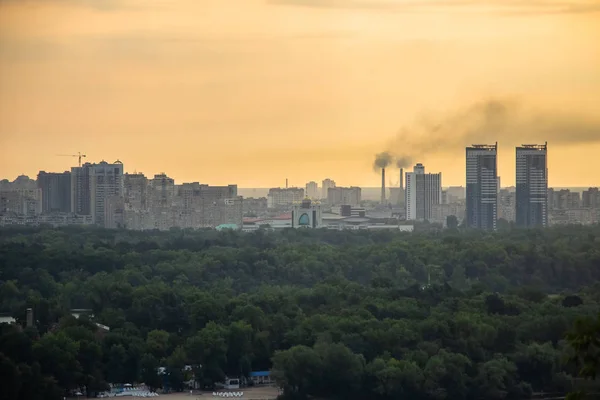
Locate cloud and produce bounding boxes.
[268,0,600,15]
[377,98,600,165]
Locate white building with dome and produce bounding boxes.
[291,199,322,228]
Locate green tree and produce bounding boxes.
[140,354,162,391]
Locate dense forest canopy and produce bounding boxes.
[1,226,599,400]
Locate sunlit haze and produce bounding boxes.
[1,0,599,187]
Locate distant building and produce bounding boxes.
[105,196,125,229]
[331,205,366,217]
[430,203,466,226]
[71,164,93,216]
[0,189,42,215]
[516,143,548,227]
[242,214,292,231]
[291,199,322,228]
[242,197,268,214]
[0,212,93,227]
[249,371,273,385]
[176,182,234,208]
[498,188,516,222]
[582,187,600,209]
[548,188,580,210]
[71,161,124,226]
[305,181,320,199]
[327,186,361,206]
[202,197,243,228]
[321,179,336,199]
[446,186,465,203]
[389,187,405,207]
[148,173,176,208]
[405,163,442,221]
[565,208,599,225]
[466,143,498,230]
[321,213,414,231]
[124,173,148,210]
[9,175,37,190]
[267,188,304,208]
[37,171,71,213]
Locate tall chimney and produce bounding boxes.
[381,168,386,204]
[286,178,288,189]
[399,168,404,205]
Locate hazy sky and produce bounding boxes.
[1,0,599,187]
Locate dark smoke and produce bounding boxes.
[395,156,413,169]
[373,151,393,170]
[380,98,600,163]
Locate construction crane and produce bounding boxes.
[57,152,87,167]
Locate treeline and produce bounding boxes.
[0,226,599,399]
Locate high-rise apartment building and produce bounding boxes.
[466,143,498,230]
[305,181,319,199]
[446,186,466,203]
[267,188,304,208]
[37,171,71,213]
[92,161,124,226]
[321,179,336,199]
[548,189,580,210]
[327,187,361,206]
[0,189,42,215]
[516,143,548,227]
[405,163,442,221]
[71,164,92,216]
[148,173,176,208]
[71,161,124,226]
[582,188,600,209]
[124,173,148,210]
[498,188,516,222]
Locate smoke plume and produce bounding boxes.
[373,151,393,170]
[395,156,413,169]
[378,98,600,165]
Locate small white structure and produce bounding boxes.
[224,378,240,390]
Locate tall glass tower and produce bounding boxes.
[466,143,498,230]
[516,143,548,227]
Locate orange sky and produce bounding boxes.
[1,0,599,187]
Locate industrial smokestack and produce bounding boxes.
[399,168,404,206]
[381,168,386,204]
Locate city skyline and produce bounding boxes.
[1,145,598,191]
[1,1,600,187]
[3,143,600,228]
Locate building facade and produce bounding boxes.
[37,171,71,213]
[124,173,148,210]
[305,181,319,199]
[321,179,336,200]
[267,188,304,208]
[445,186,465,203]
[71,161,124,226]
[516,144,548,227]
[291,199,322,228]
[582,188,600,209]
[498,188,516,222]
[466,144,498,230]
[149,173,176,208]
[71,164,92,216]
[327,186,361,206]
[430,203,466,226]
[405,163,442,221]
[0,189,42,215]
